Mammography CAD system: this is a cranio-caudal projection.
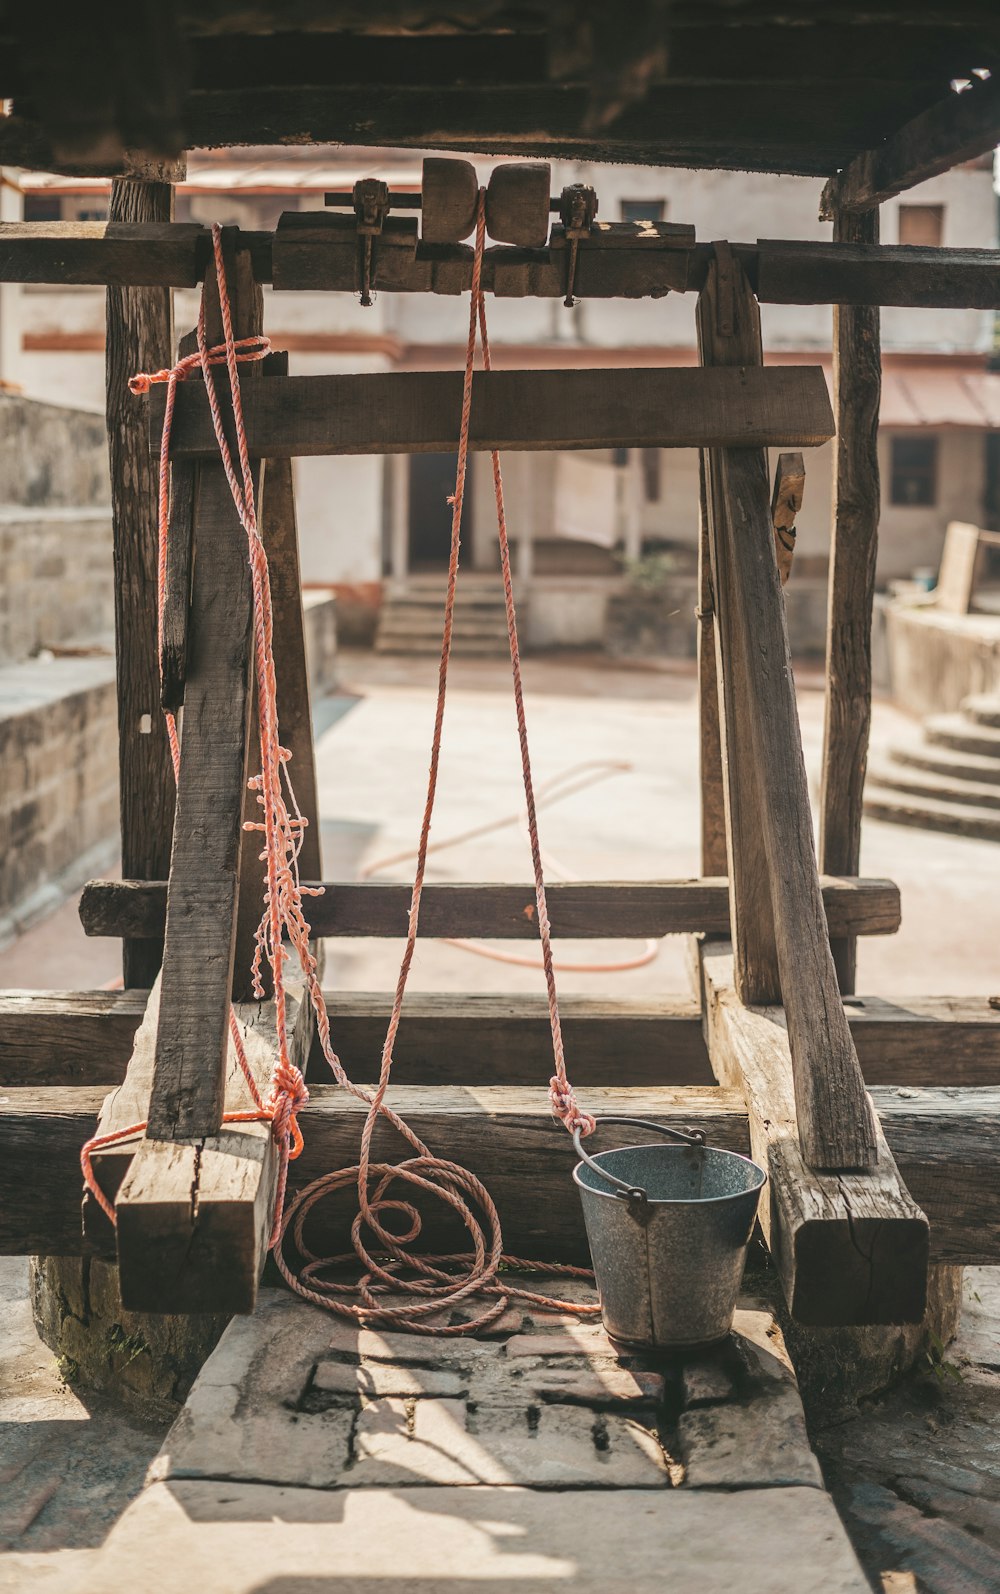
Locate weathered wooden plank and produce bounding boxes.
[83,972,312,1313]
[6,988,1000,1092]
[260,353,322,888]
[820,75,1000,217]
[147,235,263,1138]
[5,1076,998,1274]
[159,329,198,714]
[699,254,878,1172]
[149,367,836,460]
[5,223,1000,310]
[771,452,805,588]
[698,247,780,1004]
[819,206,882,996]
[754,241,1000,311]
[696,943,929,1324]
[106,179,176,990]
[697,455,728,878]
[78,876,902,943]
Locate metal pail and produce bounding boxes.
[572,1117,767,1349]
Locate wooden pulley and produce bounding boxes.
[485,162,551,248]
[421,157,480,244]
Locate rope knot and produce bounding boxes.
[549,1077,596,1137]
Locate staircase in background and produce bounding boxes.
[375,574,514,657]
[865,694,1000,841]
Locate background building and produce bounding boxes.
[2,146,998,648]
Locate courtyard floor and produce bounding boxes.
[2,648,999,1591]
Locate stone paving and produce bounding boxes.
[64,1282,864,1594]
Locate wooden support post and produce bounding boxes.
[260,352,322,886]
[697,454,727,877]
[697,247,779,1003]
[698,252,877,1171]
[147,231,263,1140]
[695,941,928,1324]
[819,205,882,995]
[106,178,176,987]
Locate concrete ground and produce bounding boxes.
[2,648,999,1591]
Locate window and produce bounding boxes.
[620,198,666,225]
[898,204,944,247]
[890,436,939,506]
[23,194,62,222]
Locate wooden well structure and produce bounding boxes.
[2,4,1000,1330]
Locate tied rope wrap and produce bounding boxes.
[82,203,599,1332]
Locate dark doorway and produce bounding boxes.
[408,453,472,568]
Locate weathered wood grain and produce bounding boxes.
[697,248,780,1003]
[147,235,263,1137]
[159,329,198,714]
[697,454,728,878]
[83,972,313,1313]
[106,179,176,988]
[5,223,1000,309]
[820,75,1000,217]
[6,988,1000,1091]
[819,205,882,996]
[149,366,836,460]
[699,253,878,1172]
[5,1075,997,1273]
[696,943,928,1324]
[78,876,902,943]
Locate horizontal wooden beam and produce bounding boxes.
[79,875,900,944]
[820,76,1000,217]
[696,943,929,1324]
[5,1080,999,1281]
[4,987,1000,1091]
[3,223,999,310]
[148,367,835,459]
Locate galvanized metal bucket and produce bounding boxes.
[573,1117,767,1349]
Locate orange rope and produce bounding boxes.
[81,202,600,1330]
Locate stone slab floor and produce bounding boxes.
[2,650,1000,1590]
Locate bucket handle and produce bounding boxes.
[572,1115,707,1206]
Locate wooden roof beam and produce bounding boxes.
[820,73,1000,217]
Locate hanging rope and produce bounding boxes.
[82,198,601,1331]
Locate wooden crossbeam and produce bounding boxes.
[695,942,929,1324]
[5,988,1000,1092]
[698,253,877,1173]
[77,876,901,944]
[148,366,835,460]
[6,1078,999,1281]
[820,76,1000,217]
[5,224,1000,308]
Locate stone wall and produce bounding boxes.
[884,600,1000,718]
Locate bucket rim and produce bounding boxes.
[572,1141,767,1205]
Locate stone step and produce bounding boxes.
[863,784,1000,842]
[384,590,508,611]
[866,760,1000,812]
[961,693,1000,728]
[378,609,510,636]
[924,714,1000,761]
[889,741,1000,787]
[376,632,511,656]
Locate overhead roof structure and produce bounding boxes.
[1,3,999,191]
